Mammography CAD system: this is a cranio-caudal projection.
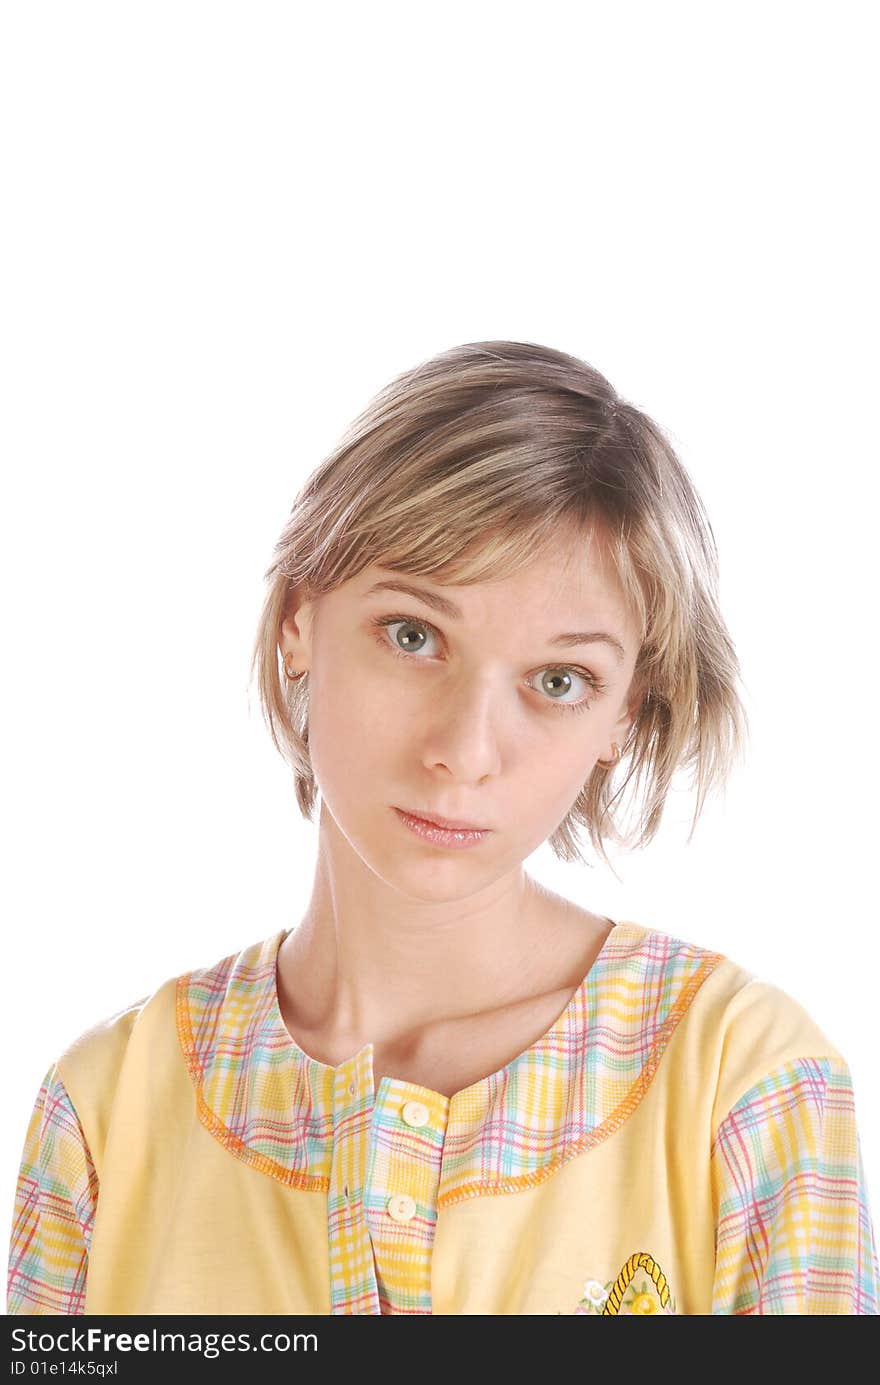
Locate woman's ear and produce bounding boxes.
[280,582,316,672]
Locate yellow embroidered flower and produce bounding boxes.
[621,1275,666,1314]
[567,1255,677,1315]
[629,1291,658,1314]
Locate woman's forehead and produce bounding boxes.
[345,547,637,657]
[365,524,626,605]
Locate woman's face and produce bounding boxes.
[281,529,642,897]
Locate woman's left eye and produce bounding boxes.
[369,615,606,715]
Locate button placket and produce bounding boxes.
[357,1079,451,1311]
[327,1046,379,1315]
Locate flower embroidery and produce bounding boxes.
[572,1278,613,1314]
[566,1251,677,1315]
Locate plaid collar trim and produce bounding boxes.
[176,921,723,1201]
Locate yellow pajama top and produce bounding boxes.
[7,919,880,1315]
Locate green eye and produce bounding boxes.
[385,619,433,654]
[370,614,606,715]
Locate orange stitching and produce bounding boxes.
[437,952,724,1207]
[174,950,723,1201]
[175,972,331,1192]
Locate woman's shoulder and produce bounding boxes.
[54,930,282,1123]
[618,916,840,1032]
[617,916,849,1128]
[52,974,175,1150]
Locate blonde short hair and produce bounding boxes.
[249,340,749,869]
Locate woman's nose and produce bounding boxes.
[420,677,504,781]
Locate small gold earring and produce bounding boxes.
[596,742,621,769]
[283,654,307,681]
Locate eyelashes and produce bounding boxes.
[369,613,608,715]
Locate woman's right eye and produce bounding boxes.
[370,615,441,660]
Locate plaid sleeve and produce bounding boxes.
[711,1055,879,1314]
[6,1062,98,1315]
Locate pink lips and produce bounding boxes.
[393,807,491,850]
[398,806,489,831]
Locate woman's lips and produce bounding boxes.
[397,806,489,831]
[393,807,492,849]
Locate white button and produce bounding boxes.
[386,1193,417,1223]
[401,1100,429,1127]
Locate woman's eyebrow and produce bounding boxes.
[360,579,627,665]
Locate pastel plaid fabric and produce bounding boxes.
[711,1056,877,1313]
[8,1064,96,1314]
[7,923,879,1314]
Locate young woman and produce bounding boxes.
[8,341,878,1316]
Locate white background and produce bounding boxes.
[2,2,878,1284]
